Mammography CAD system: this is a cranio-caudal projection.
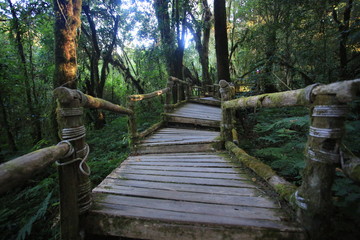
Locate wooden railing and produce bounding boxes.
[0,76,218,239]
[219,79,360,239]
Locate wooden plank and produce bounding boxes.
[141,136,219,142]
[127,153,226,160]
[172,108,220,114]
[140,139,219,146]
[155,128,219,134]
[122,160,232,167]
[167,114,221,121]
[142,134,219,140]
[168,110,221,117]
[93,185,278,208]
[98,179,257,196]
[136,143,217,154]
[114,169,248,180]
[127,157,226,162]
[119,165,241,173]
[190,98,221,106]
[93,194,287,221]
[165,115,220,128]
[174,103,220,111]
[171,109,220,115]
[89,202,296,230]
[106,173,253,188]
[86,213,306,240]
[134,152,222,156]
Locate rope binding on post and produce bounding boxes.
[56,126,91,176]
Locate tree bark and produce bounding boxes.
[214,0,231,82]
[187,0,212,85]
[0,91,17,152]
[53,0,82,88]
[154,0,186,80]
[202,0,211,84]
[332,0,353,80]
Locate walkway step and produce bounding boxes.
[164,103,221,128]
[135,127,220,154]
[190,97,221,106]
[87,152,305,239]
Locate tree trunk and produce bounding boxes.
[0,92,17,152]
[262,27,277,93]
[154,0,188,104]
[154,0,176,75]
[214,0,231,82]
[53,0,82,88]
[332,0,353,80]
[187,0,212,85]
[52,0,82,141]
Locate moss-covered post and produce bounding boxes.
[177,82,185,103]
[219,80,233,143]
[296,94,347,239]
[127,100,138,149]
[165,79,173,113]
[185,78,191,100]
[54,88,91,240]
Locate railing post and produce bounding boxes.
[296,94,348,239]
[54,88,92,240]
[177,82,184,103]
[219,80,233,143]
[165,79,173,113]
[127,100,138,148]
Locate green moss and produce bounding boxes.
[4,162,24,173]
[273,183,297,203]
[296,89,308,106]
[226,141,299,204]
[226,141,276,180]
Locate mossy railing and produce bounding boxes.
[219,79,360,239]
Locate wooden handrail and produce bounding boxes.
[223,79,360,110]
[128,87,170,102]
[169,76,190,85]
[0,143,70,195]
[219,78,360,239]
[54,87,133,115]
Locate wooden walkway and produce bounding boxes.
[86,100,305,239]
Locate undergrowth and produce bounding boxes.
[238,100,360,239]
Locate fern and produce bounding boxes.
[254,115,309,133]
[16,192,52,240]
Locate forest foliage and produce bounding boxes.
[0,0,359,239]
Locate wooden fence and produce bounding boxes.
[219,79,360,239]
[0,76,211,239]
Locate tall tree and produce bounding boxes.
[53,0,82,88]
[214,0,230,82]
[0,85,17,153]
[187,0,212,85]
[332,0,354,80]
[153,0,187,80]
